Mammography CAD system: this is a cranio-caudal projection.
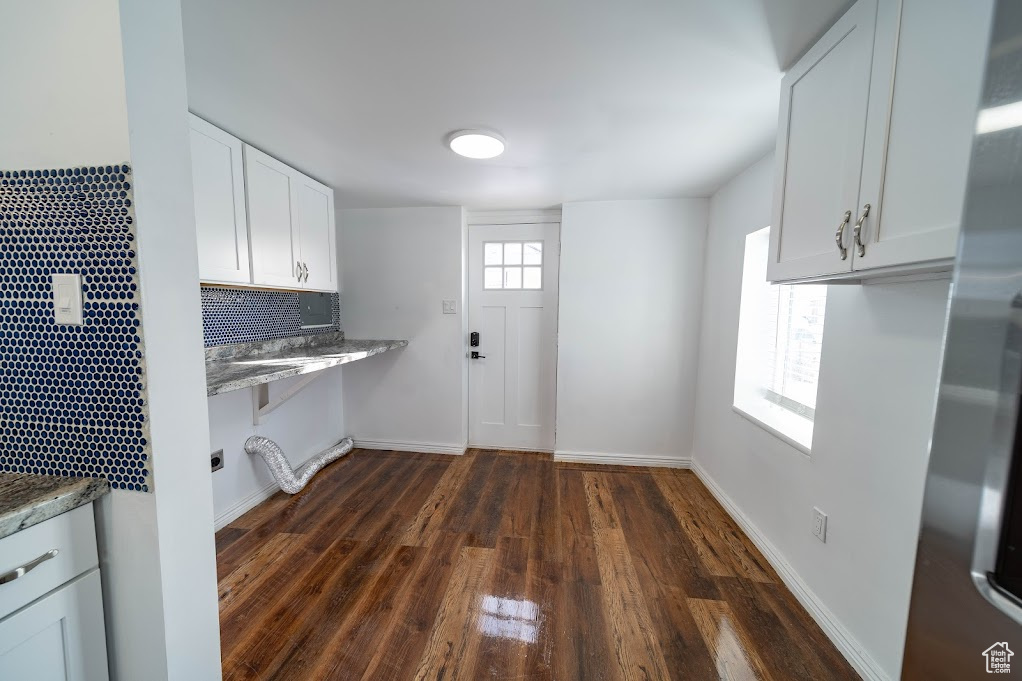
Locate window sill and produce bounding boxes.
[731,403,812,456]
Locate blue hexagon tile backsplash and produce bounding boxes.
[0,164,152,492]
[200,287,340,347]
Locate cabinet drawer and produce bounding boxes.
[0,504,98,619]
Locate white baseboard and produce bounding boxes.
[554,450,691,468]
[214,480,280,532]
[691,460,888,681]
[353,439,466,456]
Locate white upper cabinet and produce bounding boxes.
[853,0,995,273]
[188,117,339,292]
[189,115,250,284]
[244,145,303,288]
[768,0,877,283]
[293,174,338,291]
[241,143,338,292]
[769,0,994,283]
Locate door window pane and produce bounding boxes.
[503,267,522,289]
[481,241,545,290]
[484,242,503,265]
[523,242,542,265]
[504,242,522,265]
[484,267,503,289]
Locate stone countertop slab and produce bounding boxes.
[204,331,348,362]
[206,335,408,396]
[0,474,110,540]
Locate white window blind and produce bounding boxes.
[734,227,827,451]
[762,281,826,418]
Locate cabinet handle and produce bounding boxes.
[835,210,852,260]
[302,262,309,282]
[296,260,302,281]
[853,203,871,257]
[0,549,59,585]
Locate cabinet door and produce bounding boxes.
[0,570,109,681]
[293,173,337,292]
[189,116,251,284]
[853,0,994,272]
[244,144,301,288]
[767,0,877,282]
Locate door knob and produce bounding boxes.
[471,351,486,359]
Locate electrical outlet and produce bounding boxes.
[812,507,828,542]
[211,450,224,472]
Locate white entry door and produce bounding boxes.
[468,222,559,451]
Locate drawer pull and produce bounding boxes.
[0,549,59,585]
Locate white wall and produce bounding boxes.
[556,199,708,465]
[692,154,948,680]
[117,0,222,677]
[0,1,131,169]
[2,1,222,679]
[207,371,344,526]
[338,207,467,452]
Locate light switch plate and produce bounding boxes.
[442,299,457,315]
[52,273,83,325]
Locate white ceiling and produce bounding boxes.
[181,0,849,209]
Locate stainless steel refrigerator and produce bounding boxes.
[903,0,1022,677]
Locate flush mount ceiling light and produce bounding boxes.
[447,129,505,159]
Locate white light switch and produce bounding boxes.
[442,300,457,315]
[52,273,83,325]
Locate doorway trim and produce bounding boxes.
[467,208,561,225]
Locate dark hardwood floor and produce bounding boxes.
[215,448,860,680]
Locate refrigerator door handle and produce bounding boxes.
[971,291,1022,625]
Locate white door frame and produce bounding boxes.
[467,209,562,226]
[466,214,560,452]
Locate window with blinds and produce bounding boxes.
[733,226,827,452]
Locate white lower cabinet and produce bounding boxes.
[0,504,109,681]
[0,571,109,681]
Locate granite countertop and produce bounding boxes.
[205,332,408,396]
[0,473,110,540]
